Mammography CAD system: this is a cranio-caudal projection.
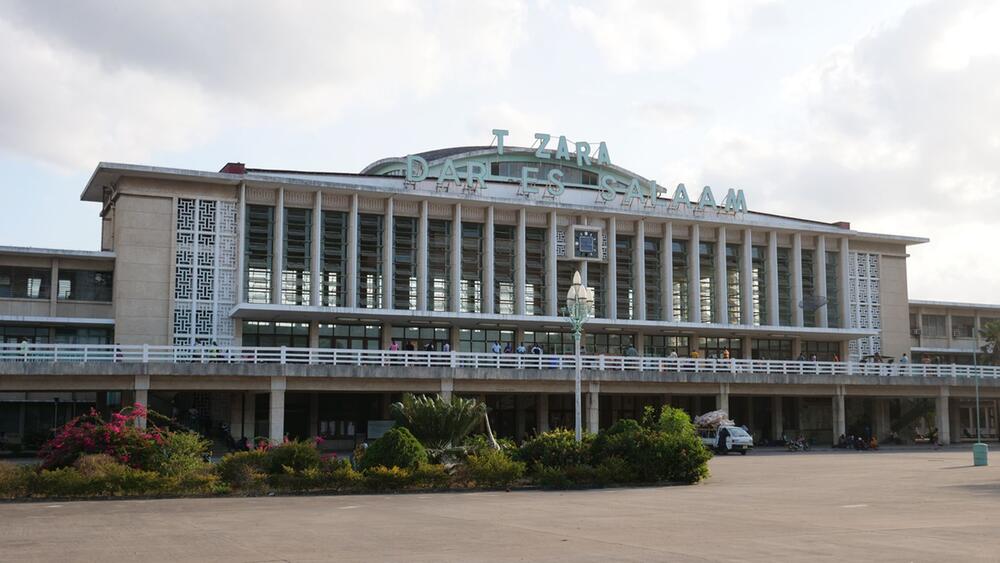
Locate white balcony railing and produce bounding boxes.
[1,343,998,379]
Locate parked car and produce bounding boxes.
[699,425,753,455]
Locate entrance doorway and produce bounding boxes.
[959,401,998,441]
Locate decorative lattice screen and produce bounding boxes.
[173,198,238,346]
[847,252,880,360]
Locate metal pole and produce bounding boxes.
[574,328,582,442]
[974,331,981,444]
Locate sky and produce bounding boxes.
[0,0,996,303]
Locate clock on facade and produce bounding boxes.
[574,229,600,259]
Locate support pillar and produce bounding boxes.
[440,378,454,401]
[483,206,495,314]
[715,227,728,324]
[515,208,527,316]
[662,222,674,321]
[310,191,322,306]
[382,197,394,310]
[792,233,803,327]
[839,238,850,329]
[587,383,600,434]
[832,385,846,443]
[937,387,951,445]
[815,235,828,327]
[346,194,359,308]
[545,211,558,316]
[243,392,256,441]
[269,377,286,443]
[771,396,783,441]
[417,200,428,310]
[634,220,646,320]
[134,375,149,429]
[514,395,526,442]
[873,398,891,440]
[767,231,779,326]
[308,393,319,438]
[606,217,617,320]
[741,229,753,325]
[272,188,285,305]
[717,383,730,414]
[450,203,462,312]
[536,393,549,433]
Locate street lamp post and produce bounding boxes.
[565,271,593,443]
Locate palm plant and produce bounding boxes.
[391,394,499,450]
[979,320,1000,365]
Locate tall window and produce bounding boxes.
[357,214,383,308]
[672,240,689,321]
[801,249,816,327]
[698,337,741,359]
[726,243,741,324]
[393,217,417,310]
[751,245,767,325]
[522,331,574,354]
[752,338,792,360]
[244,205,273,303]
[777,247,792,325]
[57,270,112,302]
[557,261,578,314]
[459,328,513,352]
[525,227,546,315]
[282,207,311,305]
[803,340,839,361]
[391,326,450,350]
[826,251,840,328]
[616,235,633,319]
[427,219,451,311]
[460,222,483,313]
[321,211,347,307]
[699,242,715,323]
[922,315,946,337]
[585,332,637,355]
[589,263,606,318]
[494,224,515,314]
[645,237,662,320]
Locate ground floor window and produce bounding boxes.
[752,338,792,360]
[547,394,576,430]
[459,328,514,353]
[0,325,50,343]
[242,321,309,347]
[698,337,742,359]
[54,328,113,345]
[390,326,450,351]
[643,335,690,357]
[802,340,840,361]
[318,324,381,350]
[585,332,637,355]
[522,331,574,355]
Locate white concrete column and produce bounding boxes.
[440,378,454,401]
[945,311,954,350]
[741,229,753,325]
[515,208,527,316]
[417,200,429,311]
[310,191,322,306]
[308,321,320,348]
[269,376,286,442]
[483,206,495,314]
[715,227,728,324]
[587,382,600,434]
[937,387,951,444]
[537,393,550,433]
[606,217,618,319]
[771,396,783,440]
[689,224,701,324]
[237,182,246,302]
[815,235,828,328]
[134,375,149,429]
[791,233,804,327]
[49,257,58,316]
[767,231,779,326]
[717,382,730,414]
[346,194,359,308]
[634,220,646,320]
[450,203,462,312]
[662,222,674,321]
[839,238,851,328]
[382,197,394,310]
[546,211,558,316]
[272,188,285,304]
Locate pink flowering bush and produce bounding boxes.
[38,403,206,473]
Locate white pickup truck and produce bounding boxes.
[699,425,753,455]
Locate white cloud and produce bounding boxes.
[568,0,771,72]
[0,1,526,169]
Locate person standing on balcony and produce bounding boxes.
[722,348,731,360]
[442,342,450,353]
[389,341,399,351]
[491,341,502,354]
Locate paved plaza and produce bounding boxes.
[2,448,999,562]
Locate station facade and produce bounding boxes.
[1,136,998,448]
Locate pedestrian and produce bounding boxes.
[491,341,502,354]
[442,342,450,352]
[722,348,731,360]
[531,343,542,355]
[668,350,678,358]
[389,340,399,351]
[504,342,513,354]
[899,353,909,364]
[516,342,526,354]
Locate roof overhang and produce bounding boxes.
[0,246,115,261]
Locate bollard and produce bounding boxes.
[973,443,989,466]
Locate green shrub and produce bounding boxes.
[266,440,322,474]
[462,434,517,456]
[517,429,592,469]
[411,463,451,489]
[590,418,712,484]
[0,461,31,499]
[658,406,697,437]
[595,456,636,485]
[327,462,364,490]
[152,431,211,477]
[358,427,428,471]
[168,466,223,495]
[466,449,525,489]
[216,450,269,489]
[533,465,573,489]
[363,465,413,491]
[28,467,92,497]
[28,463,166,498]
